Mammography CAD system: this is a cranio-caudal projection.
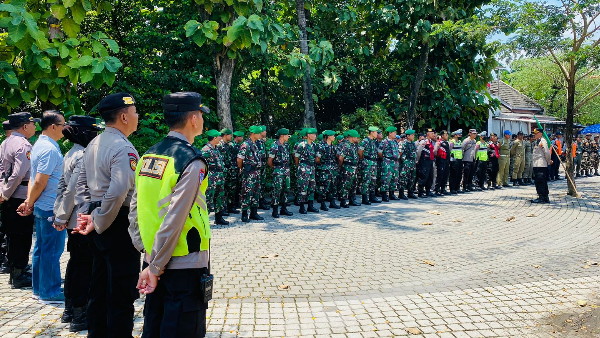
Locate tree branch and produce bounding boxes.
[575,67,599,83]
[575,85,600,110]
[548,48,571,81]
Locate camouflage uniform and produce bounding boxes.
[581,137,593,176]
[399,141,417,194]
[338,140,359,200]
[316,141,338,203]
[295,140,317,203]
[269,140,290,206]
[359,137,378,195]
[237,138,262,210]
[201,143,226,213]
[379,138,400,192]
[523,139,533,181]
[220,140,240,209]
[256,139,269,205]
[592,138,599,175]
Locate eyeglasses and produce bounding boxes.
[54,123,66,127]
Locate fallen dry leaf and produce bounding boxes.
[586,261,599,266]
[278,285,290,290]
[421,222,433,225]
[428,210,442,215]
[452,219,463,223]
[467,232,473,235]
[406,328,423,335]
[260,254,279,259]
[578,300,588,307]
[583,265,591,269]
[526,214,537,217]
[533,265,542,269]
[506,216,516,222]
[422,260,436,266]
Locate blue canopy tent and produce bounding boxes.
[579,124,600,134]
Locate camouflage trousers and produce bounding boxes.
[316,164,337,202]
[359,159,377,195]
[224,167,240,207]
[296,163,316,203]
[240,168,261,210]
[207,173,226,213]
[271,167,290,206]
[380,159,399,192]
[399,160,417,191]
[339,164,358,200]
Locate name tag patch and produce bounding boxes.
[139,157,169,179]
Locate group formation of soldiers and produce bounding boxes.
[574,133,600,177]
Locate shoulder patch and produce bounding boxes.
[139,156,169,179]
[199,167,206,182]
[26,151,31,160]
[128,153,139,171]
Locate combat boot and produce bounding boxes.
[369,193,381,203]
[9,268,32,289]
[361,194,371,205]
[589,170,594,177]
[259,198,270,210]
[215,211,229,225]
[227,204,240,214]
[399,189,408,200]
[407,190,418,199]
[418,187,426,198]
[61,299,73,323]
[69,306,88,332]
[249,207,264,220]
[329,198,341,209]
[340,199,349,208]
[349,198,361,206]
[299,203,307,214]
[596,170,600,176]
[241,210,250,223]
[271,206,280,218]
[307,201,320,213]
[513,179,519,186]
[280,205,293,216]
[389,191,399,200]
[320,201,329,211]
[426,190,436,198]
[381,192,390,202]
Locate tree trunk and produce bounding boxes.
[296,0,316,128]
[564,77,577,197]
[259,67,269,125]
[406,43,430,129]
[216,56,234,130]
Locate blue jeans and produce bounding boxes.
[32,207,66,299]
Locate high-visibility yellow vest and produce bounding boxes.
[136,136,211,255]
[451,139,463,160]
[476,141,489,161]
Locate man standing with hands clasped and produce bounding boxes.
[129,92,212,338]
[531,128,553,204]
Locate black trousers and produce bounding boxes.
[533,167,549,198]
[489,157,499,186]
[476,160,488,188]
[417,160,434,192]
[88,207,141,338]
[462,161,475,190]
[142,268,209,338]
[551,152,560,179]
[449,160,463,192]
[435,158,449,192]
[64,230,93,308]
[0,198,34,269]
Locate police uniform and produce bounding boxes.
[531,128,552,203]
[510,132,525,185]
[475,133,489,190]
[128,92,211,338]
[448,130,463,194]
[461,130,478,191]
[0,112,38,288]
[488,135,500,189]
[76,93,141,337]
[497,131,512,187]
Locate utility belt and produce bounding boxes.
[243,163,260,173]
[384,156,398,161]
[363,156,377,161]
[299,160,315,165]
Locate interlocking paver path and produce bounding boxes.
[1,177,599,337]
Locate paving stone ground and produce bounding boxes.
[1,176,599,337]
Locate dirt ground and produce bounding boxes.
[544,296,600,337]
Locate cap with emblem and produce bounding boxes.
[205,129,222,138]
[67,115,103,131]
[220,128,233,135]
[452,129,463,136]
[533,128,544,134]
[162,92,203,113]
[517,131,524,135]
[478,131,487,137]
[367,126,380,132]
[386,126,397,133]
[504,130,512,136]
[346,129,359,138]
[233,131,245,137]
[306,128,318,135]
[276,128,290,136]
[249,126,262,134]
[405,129,415,135]
[98,93,136,114]
[322,130,335,136]
[425,128,435,133]
[8,112,41,126]
[469,129,477,134]
[2,121,12,131]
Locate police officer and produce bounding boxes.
[511,131,525,185]
[237,126,264,222]
[461,129,478,192]
[475,132,489,190]
[295,128,319,214]
[74,93,141,337]
[129,92,212,338]
[531,128,552,203]
[399,130,418,199]
[316,130,340,210]
[338,130,361,207]
[0,112,38,288]
[0,120,15,274]
[268,128,293,218]
[434,130,450,195]
[202,130,228,226]
[448,129,463,194]
[379,127,400,201]
[416,128,436,198]
[358,127,381,204]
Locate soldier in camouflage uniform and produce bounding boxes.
[338,130,361,208]
[399,130,418,199]
[219,128,241,215]
[333,134,345,201]
[267,128,294,218]
[237,126,265,222]
[230,131,245,208]
[379,126,400,202]
[375,131,384,196]
[359,126,382,205]
[256,126,270,210]
[294,128,319,214]
[202,130,228,225]
[581,133,593,176]
[316,130,340,211]
[592,135,599,176]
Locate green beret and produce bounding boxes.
[368,126,380,132]
[347,129,360,138]
[249,126,262,134]
[276,128,290,136]
[322,130,335,136]
[220,128,233,135]
[336,135,344,141]
[298,128,307,137]
[233,131,245,137]
[306,128,318,135]
[317,134,323,141]
[405,129,415,135]
[259,125,266,132]
[205,129,221,138]
[385,126,397,133]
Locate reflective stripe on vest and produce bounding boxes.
[451,140,463,160]
[476,141,489,161]
[136,153,211,256]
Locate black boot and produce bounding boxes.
[408,190,418,199]
[241,210,250,223]
[271,206,280,218]
[227,204,240,214]
[370,193,382,203]
[418,187,426,198]
[307,201,320,213]
[340,199,349,208]
[426,190,436,198]
[350,195,361,206]
[389,191,399,200]
[259,199,270,210]
[0,257,9,274]
[320,201,329,211]
[381,192,390,202]
[215,211,230,225]
[61,299,73,323]
[69,306,88,332]
[299,203,307,214]
[362,194,371,205]
[399,189,408,200]
[280,205,293,216]
[9,268,32,289]
[250,207,264,220]
[329,198,341,209]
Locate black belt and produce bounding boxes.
[20,181,29,186]
[343,161,357,166]
[363,156,376,161]
[299,160,315,165]
[384,156,398,161]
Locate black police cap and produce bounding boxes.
[67,115,103,131]
[3,121,12,131]
[163,92,204,113]
[97,93,135,114]
[8,112,40,126]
